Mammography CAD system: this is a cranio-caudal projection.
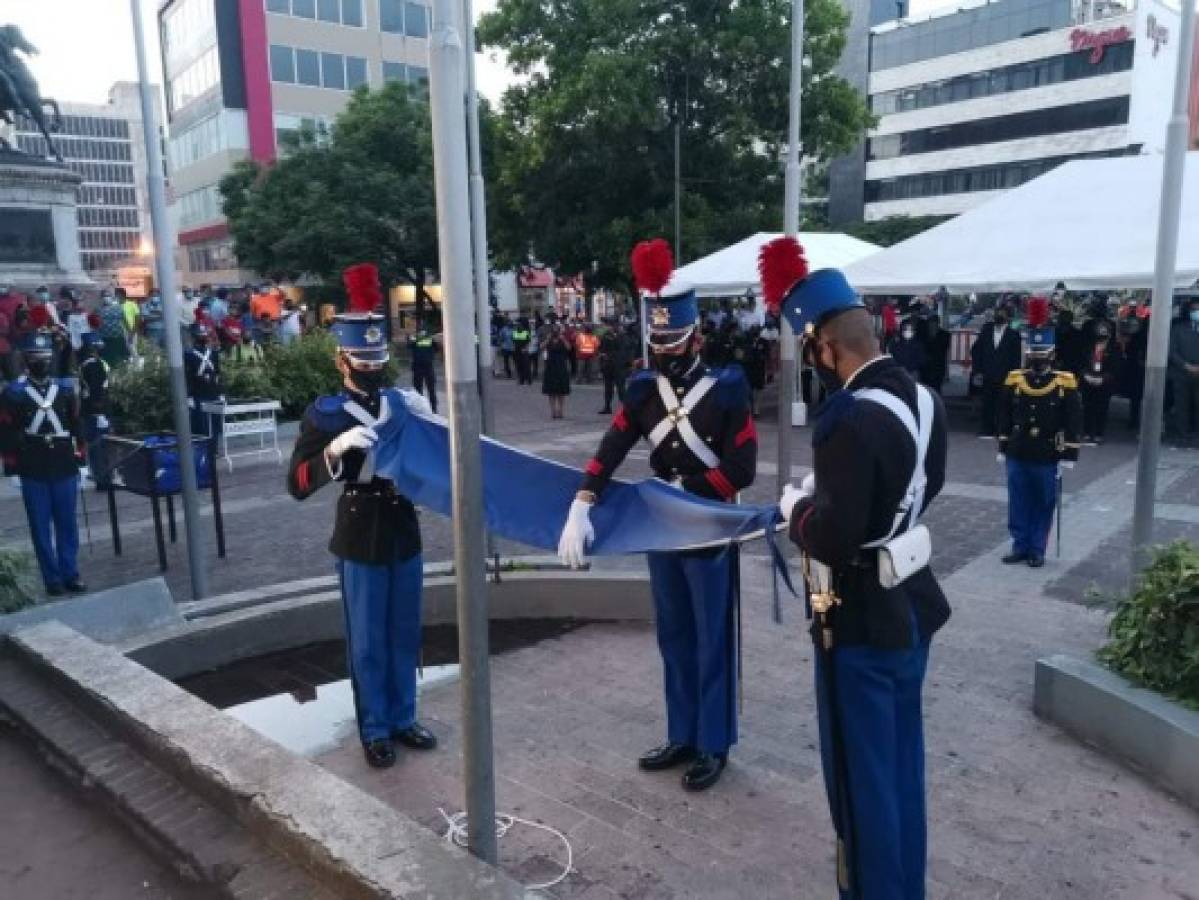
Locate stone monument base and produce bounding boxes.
[0,148,90,289]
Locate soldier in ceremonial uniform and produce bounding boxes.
[997,297,1082,569]
[286,263,437,769]
[78,332,112,489]
[184,322,223,439]
[764,237,950,899]
[558,239,757,792]
[0,330,86,595]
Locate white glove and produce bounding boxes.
[326,425,377,461]
[1060,461,1075,470]
[400,388,433,417]
[779,484,805,524]
[557,498,595,569]
[95,414,109,430]
[800,472,816,496]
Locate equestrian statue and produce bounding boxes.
[0,24,62,161]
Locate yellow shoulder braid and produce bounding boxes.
[1053,371,1077,390]
[1004,370,1023,388]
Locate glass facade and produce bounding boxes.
[168,112,249,170]
[178,184,224,229]
[380,0,430,37]
[169,46,220,113]
[867,96,1130,159]
[872,42,1134,115]
[162,0,217,68]
[266,0,365,26]
[872,0,1075,70]
[865,147,1131,202]
[271,44,368,91]
[188,240,238,274]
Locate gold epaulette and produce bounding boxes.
[1053,371,1077,390]
[1004,370,1023,388]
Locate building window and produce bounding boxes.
[267,0,289,11]
[321,52,346,89]
[292,0,316,18]
[178,184,223,229]
[270,44,295,83]
[342,0,363,26]
[318,0,340,21]
[168,45,220,113]
[346,56,368,89]
[383,61,406,83]
[161,0,216,67]
[867,96,1130,160]
[380,0,404,33]
[864,147,1132,203]
[404,1,429,38]
[187,240,237,274]
[408,65,429,96]
[296,49,321,86]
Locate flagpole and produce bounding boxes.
[778,0,804,498]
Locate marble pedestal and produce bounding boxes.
[0,149,89,289]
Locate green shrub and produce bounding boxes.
[0,550,38,614]
[262,330,344,419]
[1097,541,1199,709]
[108,348,173,434]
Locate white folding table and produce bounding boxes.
[201,399,284,472]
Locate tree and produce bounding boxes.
[219,82,439,307]
[478,0,873,290]
[847,215,950,248]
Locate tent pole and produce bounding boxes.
[779,0,804,498]
[1130,0,1196,586]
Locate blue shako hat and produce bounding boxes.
[18,328,55,357]
[780,269,864,336]
[80,331,105,350]
[1027,326,1056,354]
[337,263,390,366]
[645,285,699,346]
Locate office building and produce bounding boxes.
[828,0,1185,224]
[158,0,432,285]
[13,82,160,282]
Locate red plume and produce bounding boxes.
[1026,296,1049,329]
[342,263,382,313]
[758,236,809,315]
[630,239,674,296]
[29,305,51,328]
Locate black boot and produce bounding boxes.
[363,739,396,769]
[638,743,696,771]
[1001,551,1028,564]
[393,722,438,751]
[681,753,727,791]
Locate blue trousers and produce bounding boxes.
[815,637,931,900]
[21,474,80,590]
[1006,458,1057,558]
[646,549,737,755]
[336,555,424,744]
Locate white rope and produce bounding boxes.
[437,807,574,892]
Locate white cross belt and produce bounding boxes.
[646,375,720,469]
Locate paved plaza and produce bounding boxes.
[2,371,1198,898]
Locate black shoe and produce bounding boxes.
[682,753,727,792]
[393,722,438,751]
[1027,556,1045,568]
[1001,552,1028,565]
[45,584,64,597]
[363,739,396,768]
[638,743,696,772]
[65,579,87,594]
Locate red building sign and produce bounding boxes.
[1069,25,1133,64]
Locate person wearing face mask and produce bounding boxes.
[286,263,436,770]
[558,238,757,792]
[1116,308,1148,430]
[889,317,925,379]
[969,303,1022,437]
[919,314,950,394]
[184,323,224,438]
[0,330,86,595]
[1079,319,1115,445]
[1166,297,1199,445]
[996,298,1082,568]
[765,236,950,900]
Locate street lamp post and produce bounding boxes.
[778,0,804,501]
[1130,0,1197,583]
[428,0,498,864]
[129,0,209,600]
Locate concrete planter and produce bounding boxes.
[1034,654,1199,809]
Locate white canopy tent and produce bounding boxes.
[843,152,1199,295]
[666,231,882,298]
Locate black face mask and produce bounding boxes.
[349,367,388,396]
[656,351,695,380]
[994,315,1008,326]
[27,357,51,379]
[1030,357,1052,373]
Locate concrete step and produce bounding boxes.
[0,650,339,899]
